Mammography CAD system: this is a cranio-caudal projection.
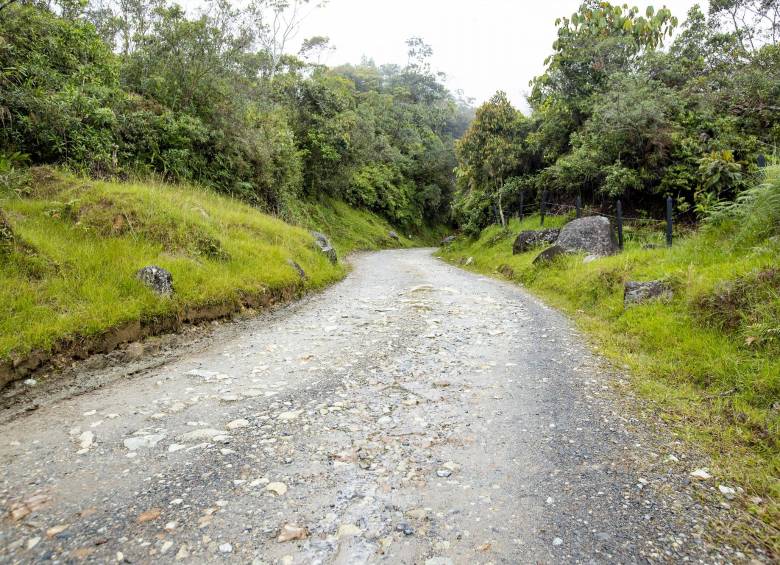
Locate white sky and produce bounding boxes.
[295,0,708,110]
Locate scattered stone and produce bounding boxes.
[123,434,165,451]
[176,429,226,442]
[226,418,249,430]
[168,444,186,453]
[388,231,400,241]
[624,280,673,307]
[46,525,68,538]
[336,524,362,539]
[286,259,307,281]
[160,541,174,554]
[277,524,308,542]
[555,216,618,256]
[277,410,302,421]
[136,266,174,296]
[136,508,162,523]
[310,231,337,264]
[78,431,94,451]
[436,468,452,478]
[9,494,50,521]
[396,522,414,536]
[266,482,288,496]
[690,468,712,480]
[175,545,190,560]
[719,485,737,500]
[553,537,563,546]
[464,256,474,266]
[26,537,40,550]
[512,229,560,254]
[218,543,233,554]
[533,244,566,264]
[24,378,36,386]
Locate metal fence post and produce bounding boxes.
[519,190,524,221]
[540,191,547,227]
[576,194,582,219]
[616,199,624,250]
[666,196,673,247]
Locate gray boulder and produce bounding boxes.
[440,235,456,246]
[310,231,337,264]
[624,281,673,307]
[286,259,307,280]
[136,266,174,296]
[513,228,560,254]
[556,216,618,256]
[533,244,567,264]
[388,231,400,241]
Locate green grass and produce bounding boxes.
[440,176,780,552]
[0,169,421,364]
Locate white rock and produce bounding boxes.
[553,537,563,546]
[168,444,186,453]
[719,485,737,500]
[78,431,94,450]
[160,541,173,554]
[266,482,288,496]
[277,410,302,421]
[176,429,226,442]
[226,419,249,430]
[123,434,165,451]
[336,524,362,539]
[690,468,712,480]
[218,543,233,553]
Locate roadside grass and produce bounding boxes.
[0,169,417,364]
[439,178,780,552]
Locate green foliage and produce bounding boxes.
[0,1,464,228]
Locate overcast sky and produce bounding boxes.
[293,0,708,110]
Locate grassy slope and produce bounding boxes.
[440,187,779,550]
[0,170,422,363]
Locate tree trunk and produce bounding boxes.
[497,180,506,228]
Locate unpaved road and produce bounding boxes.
[0,249,753,564]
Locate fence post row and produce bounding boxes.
[540,191,547,227]
[616,199,624,250]
[666,196,673,247]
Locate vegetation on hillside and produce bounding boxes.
[0,168,420,367]
[440,166,780,551]
[454,0,779,234]
[0,0,470,229]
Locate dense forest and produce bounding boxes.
[455,0,780,234]
[0,0,471,228]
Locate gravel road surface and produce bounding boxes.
[0,249,754,564]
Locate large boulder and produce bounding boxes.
[533,244,567,264]
[556,216,618,256]
[512,229,560,255]
[310,231,337,264]
[624,281,672,307]
[136,266,174,296]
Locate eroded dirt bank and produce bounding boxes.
[0,249,758,563]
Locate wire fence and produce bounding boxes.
[507,191,677,248]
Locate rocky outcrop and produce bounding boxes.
[136,266,174,296]
[286,259,307,281]
[533,244,566,264]
[512,229,560,255]
[624,281,673,307]
[310,231,337,264]
[556,216,618,256]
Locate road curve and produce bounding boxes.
[0,249,738,564]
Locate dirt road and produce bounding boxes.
[0,249,745,563]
